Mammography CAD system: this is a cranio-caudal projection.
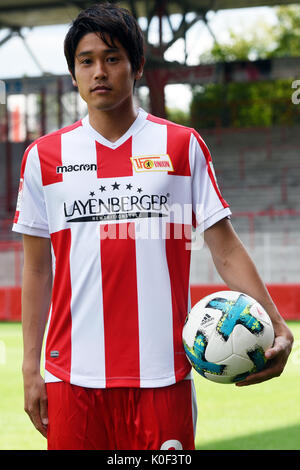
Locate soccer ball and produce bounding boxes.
[182,291,274,384]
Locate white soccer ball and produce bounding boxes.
[182,290,274,384]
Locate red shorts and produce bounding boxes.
[46,379,197,450]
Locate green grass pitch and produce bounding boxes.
[0,321,299,450]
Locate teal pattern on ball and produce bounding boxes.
[248,346,267,372]
[183,331,226,377]
[233,346,267,383]
[207,294,264,341]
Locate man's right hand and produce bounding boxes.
[23,369,48,438]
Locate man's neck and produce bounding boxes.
[88,100,138,143]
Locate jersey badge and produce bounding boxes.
[131,154,174,173]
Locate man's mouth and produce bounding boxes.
[91,85,112,92]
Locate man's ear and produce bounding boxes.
[135,57,145,82]
[69,70,78,88]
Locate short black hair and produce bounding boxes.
[64,2,145,79]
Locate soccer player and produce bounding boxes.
[13,3,293,450]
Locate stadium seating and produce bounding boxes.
[191,125,300,286]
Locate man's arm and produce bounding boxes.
[21,234,53,437]
[204,218,294,386]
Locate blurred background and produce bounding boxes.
[0,0,299,450]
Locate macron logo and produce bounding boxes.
[56,163,98,174]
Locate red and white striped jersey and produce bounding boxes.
[13,108,231,388]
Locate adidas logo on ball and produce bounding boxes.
[201,313,213,326]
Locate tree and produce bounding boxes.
[272,5,300,57]
[200,19,275,63]
[190,6,300,129]
[200,5,300,63]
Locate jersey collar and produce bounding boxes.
[81,107,148,149]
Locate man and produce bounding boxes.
[13,3,293,450]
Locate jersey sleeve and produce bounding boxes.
[190,130,231,233]
[12,142,50,238]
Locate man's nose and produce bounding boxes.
[93,60,107,80]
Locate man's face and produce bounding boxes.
[72,32,143,112]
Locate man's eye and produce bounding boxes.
[107,57,119,63]
[81,59,92,65]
